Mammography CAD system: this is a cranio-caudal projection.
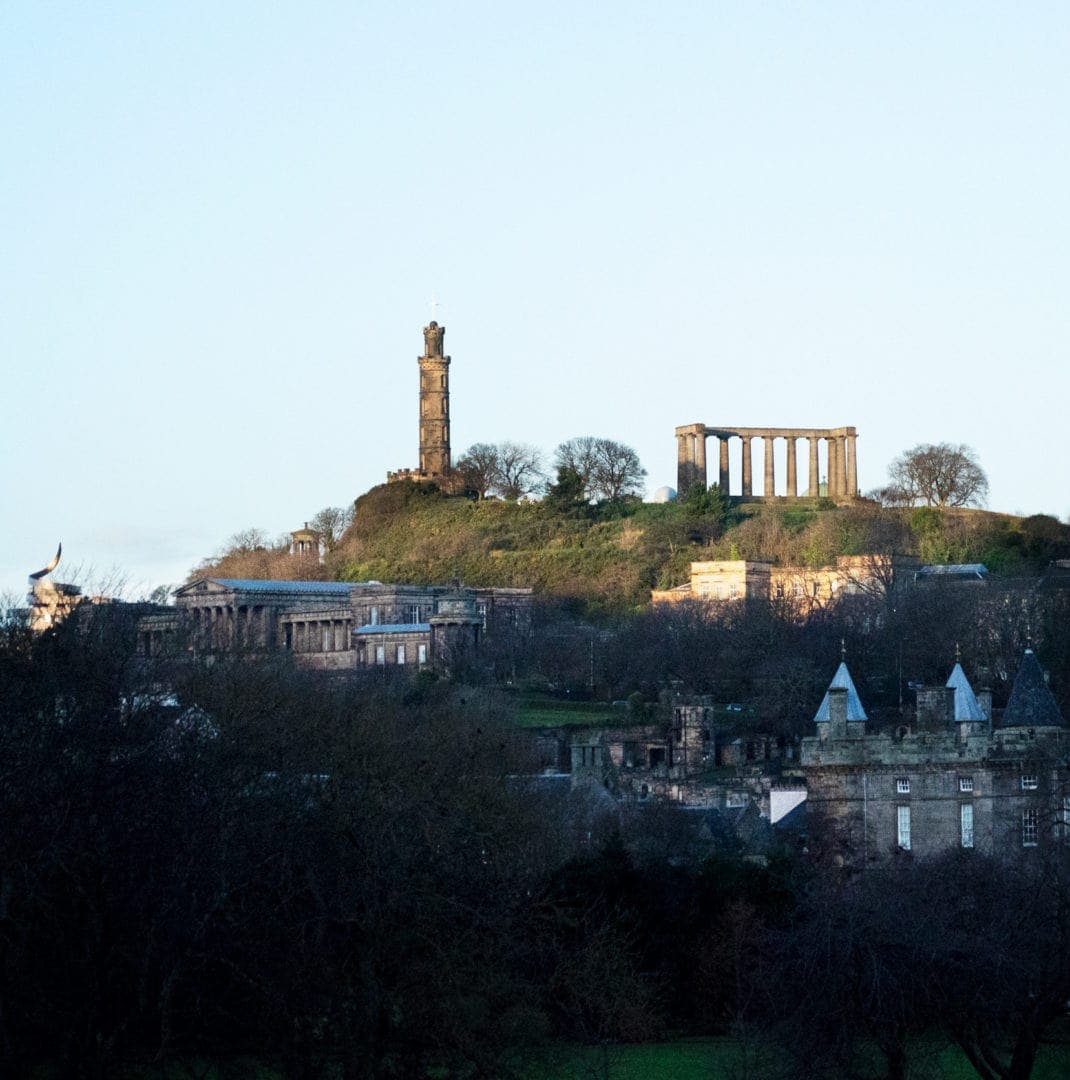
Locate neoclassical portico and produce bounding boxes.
[676,424,859,499]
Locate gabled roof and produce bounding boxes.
[998,649,1064,729]
[946,662,985,722]
[813,662,868,723]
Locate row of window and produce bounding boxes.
[895,774,1038,796]
[372,643,427,665]
[896,801,1070,851]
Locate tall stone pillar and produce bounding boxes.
[741,437,752,497]
[694,431,707,493]
[763,435,775,498]
[418,321,451,477]
[837,435,849,495]
[827,437,839,497]
[677,433,692,496]
[719,437,730,494]
[808,437,819,497]
[786,437,797,498]
[846,431,858,497]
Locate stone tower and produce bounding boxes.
[418,321,451,477]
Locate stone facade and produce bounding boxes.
[388,320,452,485]
[651,555,921,608]
[136,577,531,672]
[676,423,859,500]
[801,651,1070,865]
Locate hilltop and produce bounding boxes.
[193,482,1070,617]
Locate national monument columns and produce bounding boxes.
[676,424,860,500]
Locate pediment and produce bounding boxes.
[174,578,232,599]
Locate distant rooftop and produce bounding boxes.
[184,579,354,596]
[813,661,869,723]
[915,564,988,580]
[998,649,1064,729]
[352,623,432,635]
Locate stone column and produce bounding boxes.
[846,431,858,497]
[763,435,775,498]
[808,437,819,497]
[718,437,730,494]
[827,437,839,497]
[676,434,692,496]
[786,437,797,498]
[694,432,706,493]
[837,435,849,495]
[741,437,752,497]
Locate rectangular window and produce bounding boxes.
[897,778,910,794]
[897,805,911,850]
[478,603,487,629]
[812,581,820,597]
[375,645,385,665]
[410,604,421,623]
[1021,774,1038,791]
[397,644,406,665]
[418,644,427,665]
[370,606,379,626]
[1022,808,1039,846]
[960,803,974,848]
[322,626,331,652]
[726,792,747,808]
[959,777,974,793]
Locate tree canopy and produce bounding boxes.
[880,442,989,508]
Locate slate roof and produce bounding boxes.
[813,662,868,723]
[946,662,985,722]
[195,579,354,595]
[352,623,431,635]
[916,564,988,580]
[998,649,1064,728]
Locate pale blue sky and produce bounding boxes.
[3,3,1069,599]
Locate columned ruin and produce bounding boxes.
[675,425,860,500]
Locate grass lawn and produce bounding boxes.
[513,697,629,728]
[521,1035,1070,1079]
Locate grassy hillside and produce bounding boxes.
[195,481,1070,617]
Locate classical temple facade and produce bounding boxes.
[387,320,452,485]
[676,423,859,500]
[136,577,531,672]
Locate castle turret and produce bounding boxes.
[418,321,450,477]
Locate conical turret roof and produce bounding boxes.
[998,649,1064,729]
[946,662,985,722]
[813,662,868,724]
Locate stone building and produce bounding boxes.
[800,650,1070,864]
[651,555,923,609]
[388,320,452,485]
[136,577,531,672]
[676,423,860,500]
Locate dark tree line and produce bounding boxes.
[5,606,1070,1079]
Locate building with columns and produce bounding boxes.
[388,320,452,485]
[676,423,860,501]
[136,577,531,672]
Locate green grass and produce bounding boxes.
[521,1035,1070,1080]
[513,698,630,728]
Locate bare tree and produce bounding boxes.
[309,504,354,551]
[882,443,989,508]
[492,441,545,500]
[453,442,502,500]
[554,437,646,502]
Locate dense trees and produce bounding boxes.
[453,441,546,500]
[879,442,990,508]
[553,436,647,502]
